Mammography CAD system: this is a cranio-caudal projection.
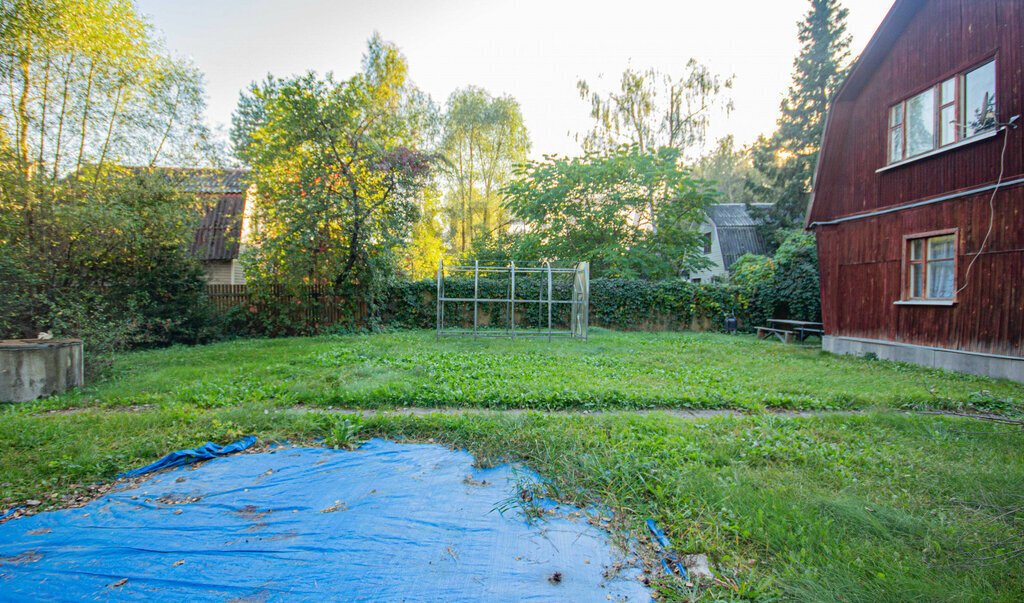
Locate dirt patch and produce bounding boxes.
[0,550,43,565]
[319,502,348,513]
[151,493,202,505]
[228,505,274,521]
[34,404,154,417]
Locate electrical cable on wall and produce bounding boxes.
[954,116,1019,296]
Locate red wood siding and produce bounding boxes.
[816,184,1023,357]
[811,0,1024,358]
[810,0,1024,223]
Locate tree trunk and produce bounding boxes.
[94,80,125,183]
[37,54,51,170]
[52,60,73,180]
[467,131,474,250]
[75,59,97,173]
[17,52,32,176]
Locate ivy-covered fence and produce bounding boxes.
[211,240,821,336]
[213,232,820,336]
[211,278,777,335]
[378,277,762,332]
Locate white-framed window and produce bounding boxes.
[887,59,996,164]
[903,230,957,301]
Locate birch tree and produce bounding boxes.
[577,60,733,157]
[441,86,529,254]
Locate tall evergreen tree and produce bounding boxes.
[748,0,851,247]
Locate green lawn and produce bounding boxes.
[2,330,1023,601]
[31,328,1023,412]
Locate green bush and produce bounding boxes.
[0,169,217,362]
[730,231,821,325]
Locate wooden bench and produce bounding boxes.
[756,326,795,343]
[795,327,824,342]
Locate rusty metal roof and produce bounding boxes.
[131,168,251,261]
[190,194,246,261]
[131,167,251,193]
[705,204,770,269]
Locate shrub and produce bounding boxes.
[0,169,217,365]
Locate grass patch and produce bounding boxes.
[1,405,1022,600]
[3,331,1022,600]
[27,329,1023,412]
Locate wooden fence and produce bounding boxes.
[205,285,250,313]
[205,285,365,326]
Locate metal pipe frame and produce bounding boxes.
[435,260,589,341]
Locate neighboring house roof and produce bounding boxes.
[705,203,770,228]
[191,194,246,262]
[717,227,768,270]
[705,204,771,269]
[170,168,250,194]
[131,167,253,262]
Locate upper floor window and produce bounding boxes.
[887,59,996,165]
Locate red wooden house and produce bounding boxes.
[807,0,1023,381]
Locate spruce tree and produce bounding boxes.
[749,0,851,247]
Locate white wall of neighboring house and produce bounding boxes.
[239,184,259,249]
[687,220,727,283]
[202,259,247,286]
[203,261,235,285]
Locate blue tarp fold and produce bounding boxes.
[116,436,257,478]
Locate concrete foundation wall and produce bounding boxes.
[0,340,84,402]
[823,335,1023,383]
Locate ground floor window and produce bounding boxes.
[904,230,957,300]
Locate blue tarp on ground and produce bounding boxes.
[0,439,651,601]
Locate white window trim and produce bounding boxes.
[883,58,997,169]
[893,299,957,306]
[876,128,998,173]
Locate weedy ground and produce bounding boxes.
[2,329,1022,601]
[24,328,1022,413]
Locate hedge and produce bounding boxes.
[379,277,761,333]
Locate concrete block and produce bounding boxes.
[824,335,1023,383]
[0,339,84,402]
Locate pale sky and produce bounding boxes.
[136,0,895,161]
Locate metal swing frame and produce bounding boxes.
[435,260,589,341]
